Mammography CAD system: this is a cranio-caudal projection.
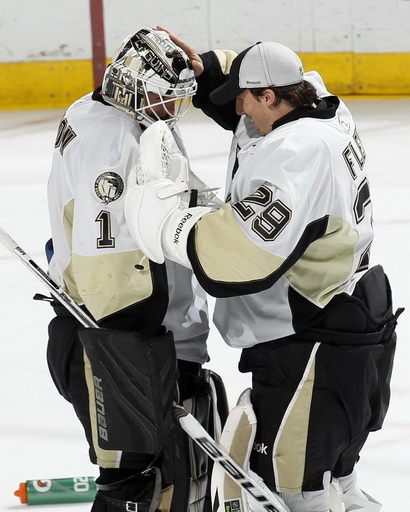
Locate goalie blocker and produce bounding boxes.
[125,120,221,267]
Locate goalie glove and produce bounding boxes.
[129,120,223,206]
[124,179,210,266]
[125,120,219,265]
[131,120,189,186]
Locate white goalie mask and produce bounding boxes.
[101,28,197,128]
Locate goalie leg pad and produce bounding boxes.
[205,369,230,443]
[329,472,382,512]
[338,469,382,512]
[78,328,178,465]
[158,367,229,512]
[329,477,345,512]
[211,388,257,512]
[186,369,229,512]
[342,487,382,512]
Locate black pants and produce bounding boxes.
[239,331,396,493]
[239,265,400,493]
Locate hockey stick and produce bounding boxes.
[0,226,288,512]
[0,226,98,328]
[174,406,288,512]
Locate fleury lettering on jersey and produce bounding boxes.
[342,128,366,179]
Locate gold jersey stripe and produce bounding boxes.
[273,343,320,493]
[286,215,359,306]
[70,250,153,320]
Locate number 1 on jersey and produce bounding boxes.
[96,210,115,248]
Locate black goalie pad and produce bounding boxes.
[78,327,178,458]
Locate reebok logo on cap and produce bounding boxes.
[210,41,304,105]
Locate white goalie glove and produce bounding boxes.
[125,121,218,265]
[130,119,189,186]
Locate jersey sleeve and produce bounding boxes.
[48,109,169,328]
[186,131,360,303]
[187,202,328,299]
[193,51,240,131]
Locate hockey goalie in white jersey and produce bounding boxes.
[46,28,228,512]
[124,39,403,512]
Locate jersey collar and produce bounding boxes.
[271,96,340,132]
[92,86,111,106]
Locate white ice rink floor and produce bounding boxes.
[0,98,409,511]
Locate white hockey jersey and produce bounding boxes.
[48,90,209,363]
[189,65,373,348]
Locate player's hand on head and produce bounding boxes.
[156,26,204,77]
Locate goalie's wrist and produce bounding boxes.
[163,206,211,268]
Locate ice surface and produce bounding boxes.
[0,98,409,511]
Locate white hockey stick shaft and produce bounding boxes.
[0,226,98,328]
[174,406,289,512]
[0,225,287,512]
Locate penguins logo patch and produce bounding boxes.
[94,172,124,204]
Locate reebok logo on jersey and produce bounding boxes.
[253,441,268,455]
[173,213,192,244]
